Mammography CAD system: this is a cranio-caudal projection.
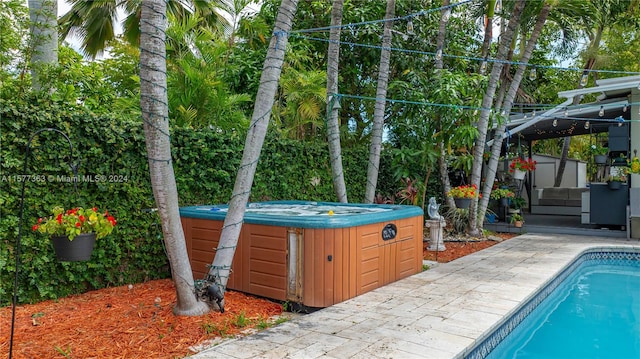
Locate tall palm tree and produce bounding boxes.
[479,0,496,63]
[207,0,299,294]
[364,0,394,203]
[326,0,348,203]
[139,0,210,316]
[478,1,553,224]
[434,0,457,210]
[467,0,526,236]
[28,0,57,90]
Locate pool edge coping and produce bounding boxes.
[456,244,640,359]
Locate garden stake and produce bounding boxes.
[9,128,78,359]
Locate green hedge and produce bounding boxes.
[0,97,396,305]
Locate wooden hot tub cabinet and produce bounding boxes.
[180,202,424,308]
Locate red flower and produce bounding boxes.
[32,224,39,231]
[509,157,537,172]
[34,206,116,240]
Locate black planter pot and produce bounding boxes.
[454,198,471,209]
[608,181,622,190]
[50,233,96,261]
[594,155,607,165]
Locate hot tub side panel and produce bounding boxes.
[182,218,289,301]
[302,215,423,308]
[244,223,288,301]
[356,215,423,292]
[301,226,357,308]
[181,217,242,290]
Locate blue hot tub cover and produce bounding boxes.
[179,201,423,229]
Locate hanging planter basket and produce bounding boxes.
[594,155,607,165]
[51,233,96,262]
[513,169,526,180]
[454,198,471,209]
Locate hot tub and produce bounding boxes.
[180,201,424,307]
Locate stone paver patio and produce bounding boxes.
[188,233,639,359]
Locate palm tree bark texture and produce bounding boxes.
[467,0,526,237]
[364,0,394,203]
[208,0,300,295]
[140,0,209,316]
[326,0,348,203]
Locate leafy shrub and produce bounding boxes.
[0,96,400,305]
[443,206,469,235]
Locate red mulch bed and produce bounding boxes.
[2,231,517,358]
[424,232,517,263]
[0,279,283,359]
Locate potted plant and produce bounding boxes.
[612,153,628,165]
[591,143,608,164]
[509,196,527,213]
[509,157,537,180]
[607,173,627,190]
[447,184,481,209]
[33,207,116,261]
[510,213,524,228]
[490,188,515,207]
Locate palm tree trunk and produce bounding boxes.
[434,0,456,209]
[326,0,348,203]
[208,0,299,291]
[28,0,57,90]
[433,0,450,70]
[467,0,526,236]
[478,0,496,70]
[139,0,209,316]
[479,2,552,225]
[364,0,394,203]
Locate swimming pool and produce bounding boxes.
[465,248,640,359]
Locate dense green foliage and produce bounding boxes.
[1,97,161,304]
[4,0,638,304]
[0,96,396,305]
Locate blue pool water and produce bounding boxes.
[488,264,640,358]
[466,250,640,359]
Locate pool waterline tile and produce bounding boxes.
[460,245,640,359]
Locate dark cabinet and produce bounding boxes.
[590,183,628,226]
[608,124,629,152]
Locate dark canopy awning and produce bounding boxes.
[501,76,638,142]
